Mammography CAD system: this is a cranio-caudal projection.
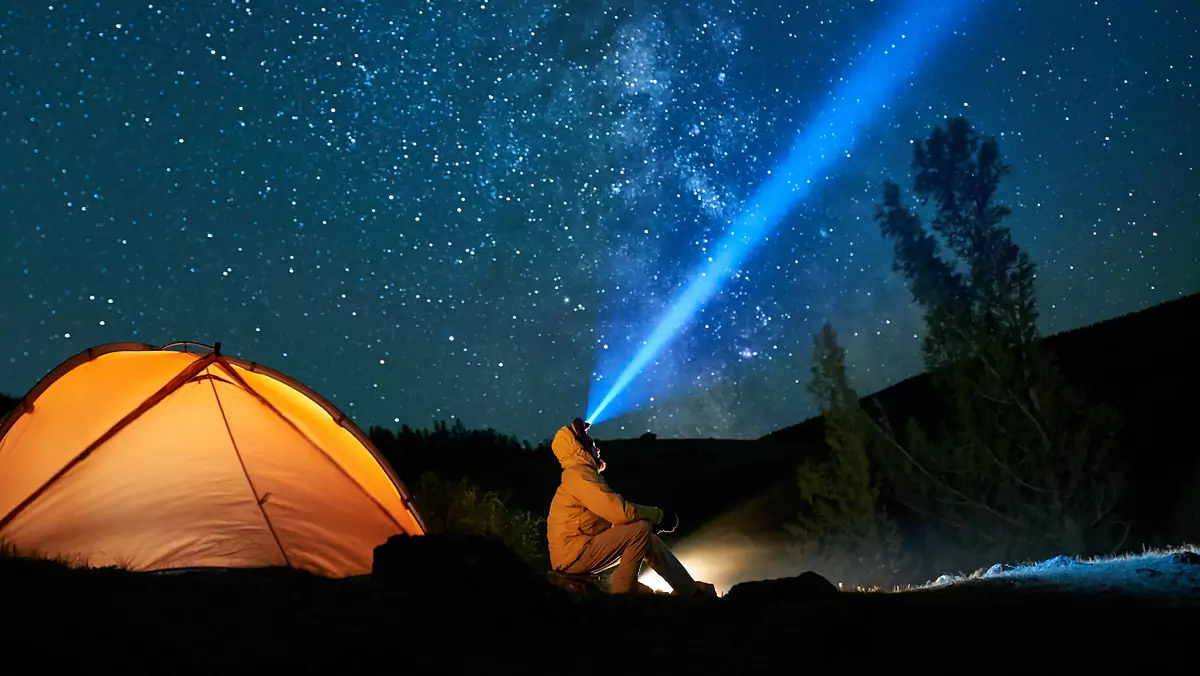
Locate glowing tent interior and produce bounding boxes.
[0,342,426,577]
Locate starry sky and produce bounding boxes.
[2,0,1197,442]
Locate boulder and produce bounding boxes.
[724,570,840,603]
[545,570,605,598]
[371,533,546,602]
[982,563,1015,578]
[1035,555,1076,569]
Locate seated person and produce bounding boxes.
[546,417,715,597]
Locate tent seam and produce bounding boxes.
[0,353,216,532]
[212,359,414,535]
[228,357,424,532]
[0,342,158,443]
[206,373,293,570]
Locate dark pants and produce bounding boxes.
[558,520,698,595]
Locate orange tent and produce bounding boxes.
[0,342,425,577]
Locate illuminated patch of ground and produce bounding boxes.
[919,546,1200,597]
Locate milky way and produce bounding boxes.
[2,1,1197,442]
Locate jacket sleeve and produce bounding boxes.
[565,466,662,526]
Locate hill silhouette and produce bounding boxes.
[516,292,1200,558]
[364,291,1200,563]
[734,292,1200,546]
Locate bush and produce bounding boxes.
[412,472,547,568]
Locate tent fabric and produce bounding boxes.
[0,343,425,577]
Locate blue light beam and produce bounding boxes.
[587,0,983,425]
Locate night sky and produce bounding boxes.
[2,1,1197,442]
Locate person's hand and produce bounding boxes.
[655,509,679,535]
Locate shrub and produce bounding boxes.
[412,472,547,567]
[0,539,91,568]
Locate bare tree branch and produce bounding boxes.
[971,435,1055,495]
[865,410,1025,529]
[891,494,969,531]
[955,325,1055,452]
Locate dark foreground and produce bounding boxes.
[3,537,1196,673]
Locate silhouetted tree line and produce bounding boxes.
[369,419,559,515]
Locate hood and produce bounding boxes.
[551,425,599,471]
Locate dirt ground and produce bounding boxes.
[3,540,1197,674]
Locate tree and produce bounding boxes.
[871,117,1125,562]
[789,322,901,588]
[798,323,875,538]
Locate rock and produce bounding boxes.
[1170,551,1200,566]
[371,533,545,601]
[724,570,840,603]
[983,563,1015,578]
[546,570,604,598]
[1036,555,1075,569]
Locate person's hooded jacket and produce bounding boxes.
[546,424,663,571]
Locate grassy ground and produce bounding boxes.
[2,541,1197,674]
[920,546,1200,596]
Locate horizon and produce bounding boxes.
[3,287,1194,445]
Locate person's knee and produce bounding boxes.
[629,519,653,541]
[621,520,653,552]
